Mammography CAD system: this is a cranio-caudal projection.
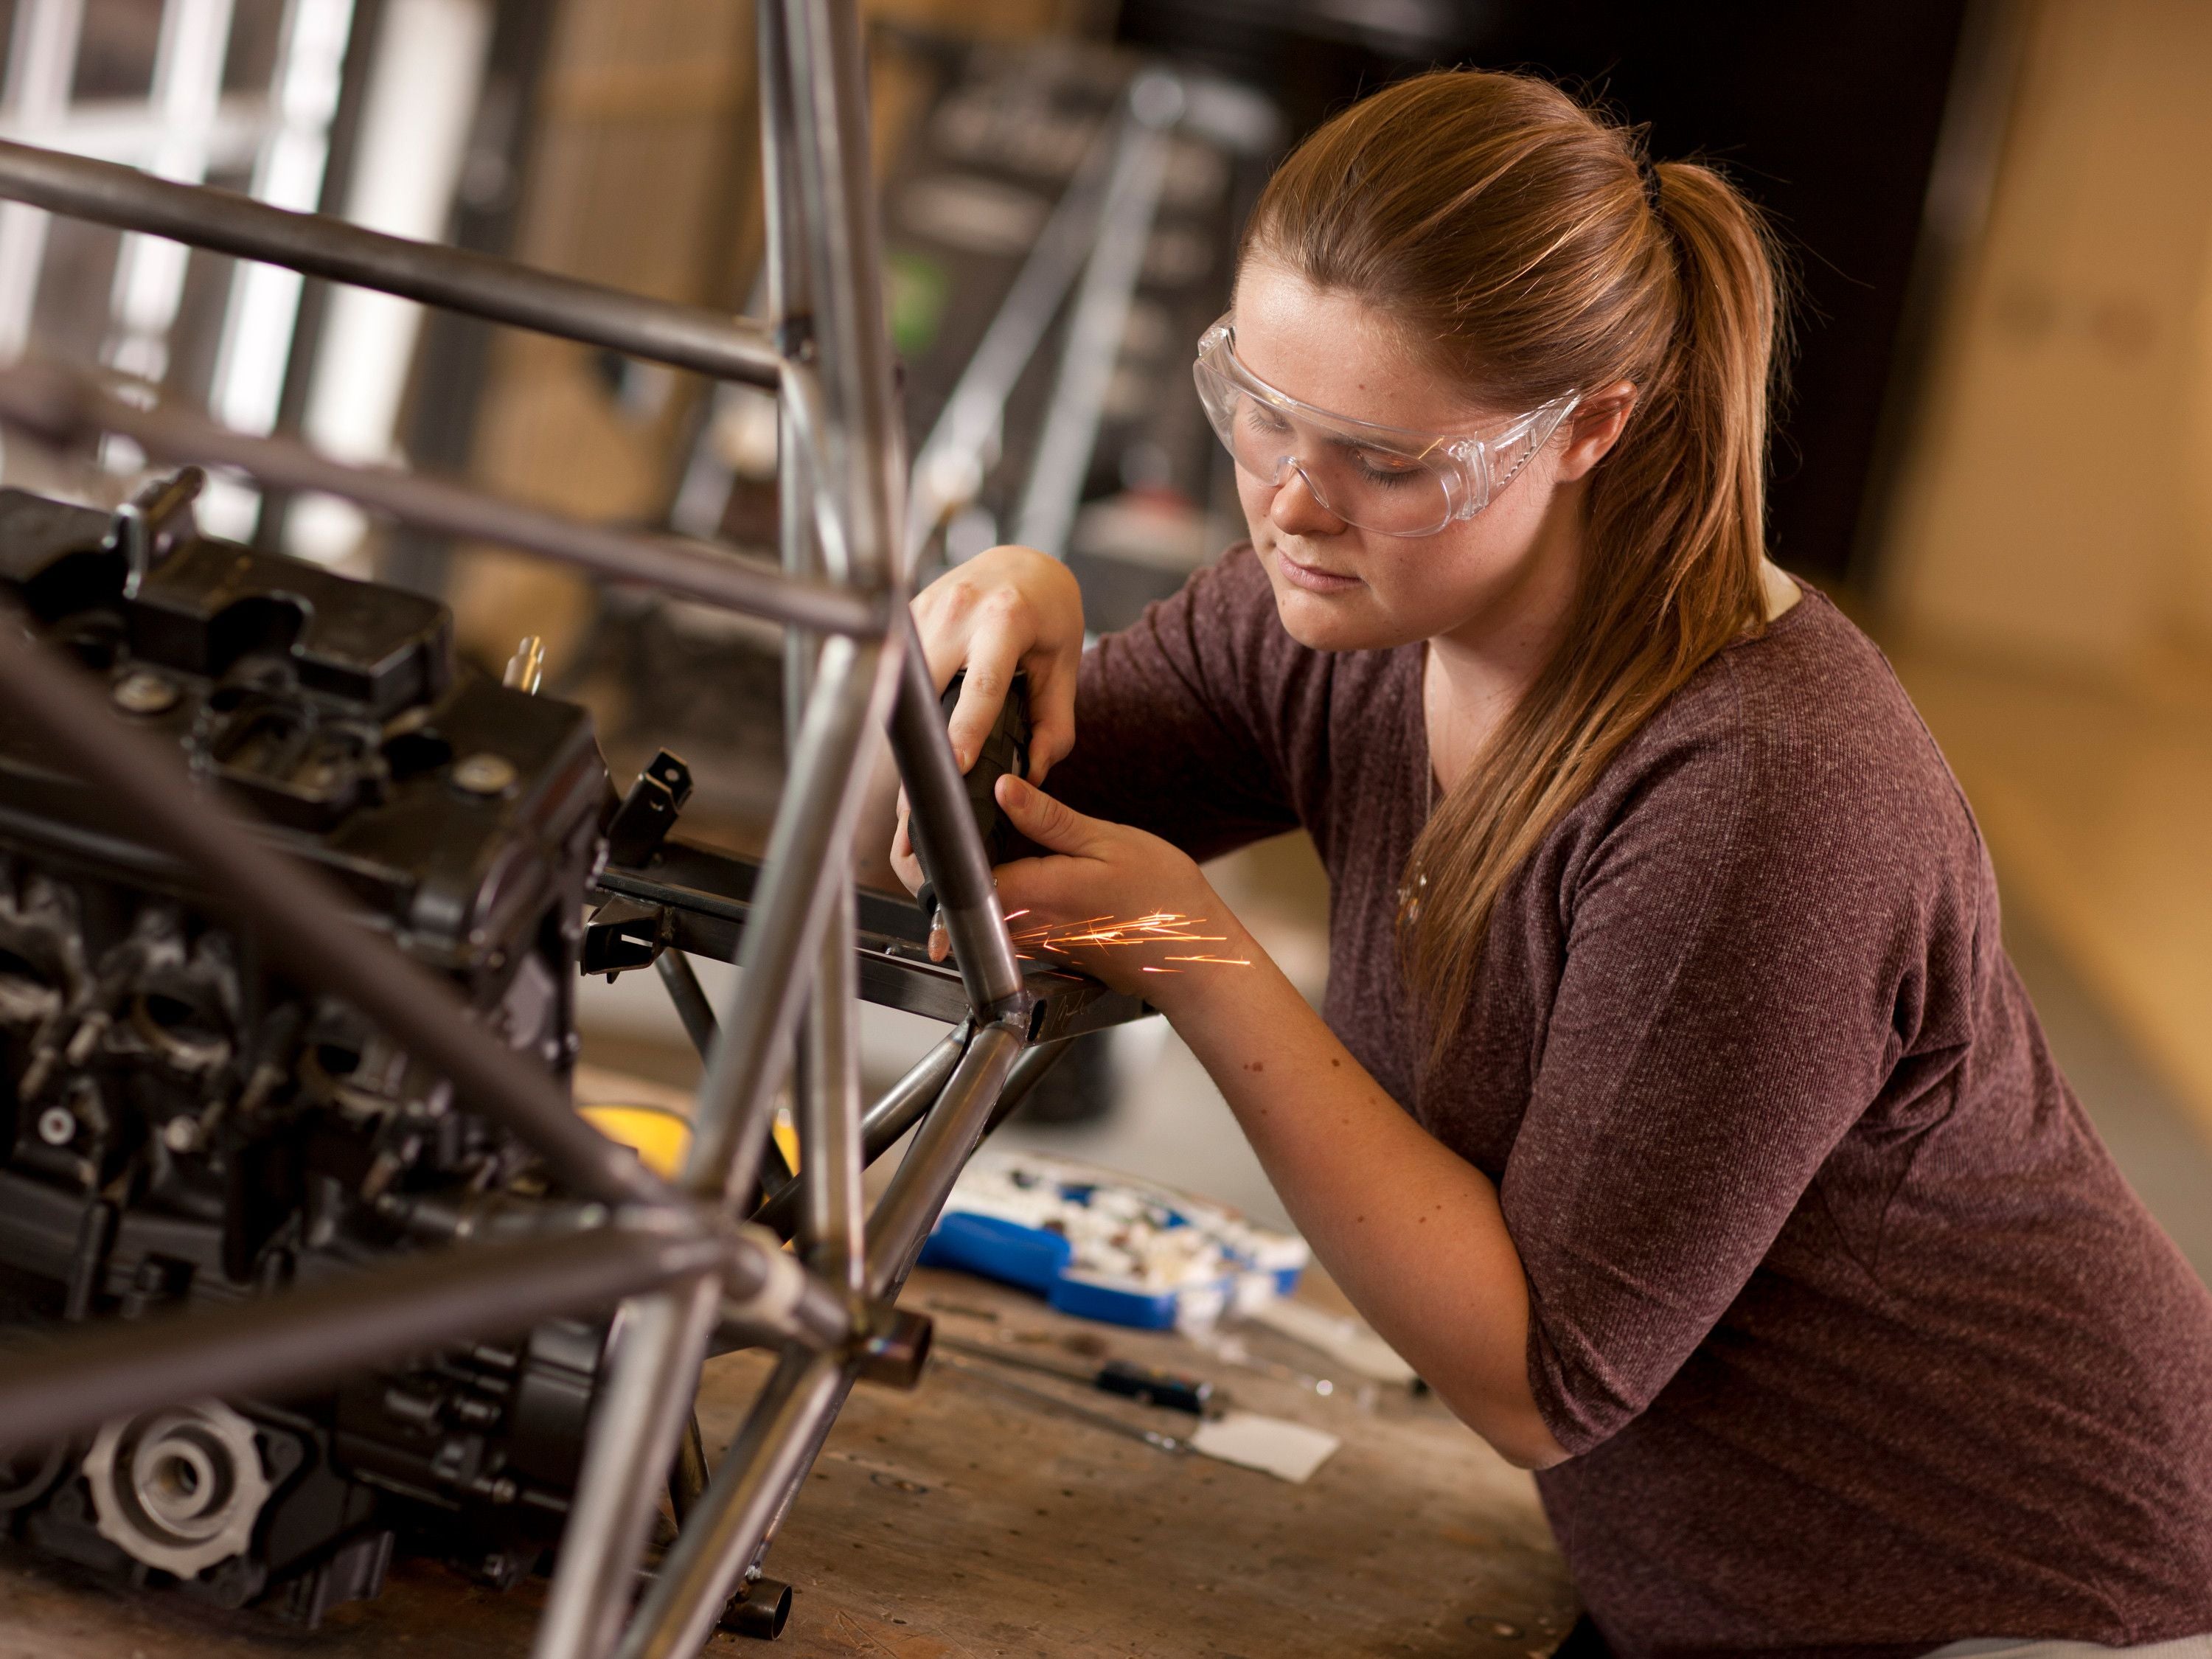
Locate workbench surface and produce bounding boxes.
[0,1267,1576,1658]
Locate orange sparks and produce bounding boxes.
[1004,913,1251,968]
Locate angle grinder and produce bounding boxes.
[910,669,1045,948]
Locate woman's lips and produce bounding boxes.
[1274,549,1363,594]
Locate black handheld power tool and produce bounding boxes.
[910,669,1045,939]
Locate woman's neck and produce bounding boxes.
[1425,552,1806,797]
[1424,505,1585,796]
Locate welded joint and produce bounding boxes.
[720,1228,814,1330]
[848,1303,933,1391]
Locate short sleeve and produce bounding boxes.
[1500,658,1959,1455]
[1046,544,1307,862]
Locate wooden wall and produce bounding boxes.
[1882,0,2212,678]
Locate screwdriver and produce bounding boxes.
[936,1335,1214,1416]
[933,1353,1189,1455]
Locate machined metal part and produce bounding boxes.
[82,1400,274,1579]
[0,621,670,1216]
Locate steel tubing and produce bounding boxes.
[888,629,1027,1015]
[713,1040,1054,1580]
[0,139,785,387]
[0,616,672,1212]
[864,1017,1025,1296]
[751,1026,967,1239]
[685,633,899,1206]
[902,108,1123,568]
[0,364,883,639]
[0,1222,726,1458]
[983,1036,1074,1135]
[653,951,721,1060]
[681,1028,1043,1590]
[783,0,901,593]
[616,1348,849,1659]
[530,1276,725,1659]
[1012,74,1181,558]
[799,891,865,1290]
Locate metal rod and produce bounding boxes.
[685,633,897,1206]
[863,1026,973,1155]
[0,137,785,387]
[531,1276,724,1659]
[799,889,864,1290]
[0,615,672,1213]
[0,1222,724,1458]
[618,1349,849,1659]
[785,0,900,592]
[902,87,1126,568]
[653,950,720,1060]
[984,1036,1074,1135]
[751,1025,967,1239]
[666,1027,1045,1601]
[669,1412,711,1523]
[0,363,884,638]
[726,1038,1054,1562]
[889,626,1028,1015]
[1012,71,1182,557]
[865,1018,1024,1296]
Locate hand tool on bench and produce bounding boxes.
[932,1352,1190,1455]
[937,1335,1214,1415]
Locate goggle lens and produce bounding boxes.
[1195,364,1456,536]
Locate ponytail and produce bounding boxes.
[1245,72,1787,1063]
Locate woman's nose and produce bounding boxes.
[1269,464,1347,537]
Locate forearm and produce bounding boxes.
[1152,924,1568,1470]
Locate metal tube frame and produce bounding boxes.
[0,3,1125,1653]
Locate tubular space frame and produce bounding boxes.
[0,4,1079,1654]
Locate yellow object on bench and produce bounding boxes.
[579,1102,799,1182]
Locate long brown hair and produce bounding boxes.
[1243,69,1786,1060]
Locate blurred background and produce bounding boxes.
[0,0,2203,1274]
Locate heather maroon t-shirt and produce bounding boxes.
[1045,544,2212,1658]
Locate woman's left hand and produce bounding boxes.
[985,776,1248,1009]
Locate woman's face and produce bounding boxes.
[1227,258,1585,657]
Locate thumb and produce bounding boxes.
[995,775,1108,858]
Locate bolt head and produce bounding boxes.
[111,670,179,716]
[161,1116,201,1153]
[35,1106,74,1146]
[452,753,518,796]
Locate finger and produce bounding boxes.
[928,915,949,963]
[909,584,978,694]
[890,807,922,894]
[994,774,1109,858]
[1020,654,1079,782]
[944,627,1023,773]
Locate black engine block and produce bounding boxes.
[0,481,616,1620]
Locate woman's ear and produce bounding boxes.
[1554,380,1638,482]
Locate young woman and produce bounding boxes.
[892,70,2212,1655]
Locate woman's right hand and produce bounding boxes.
[910,545,1085,781]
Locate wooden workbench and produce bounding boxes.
[0,1267,1576,1658]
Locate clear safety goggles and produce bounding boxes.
[1192,316,1580,538]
